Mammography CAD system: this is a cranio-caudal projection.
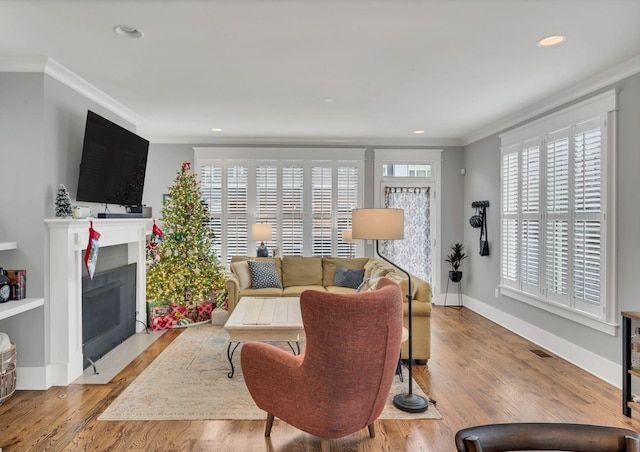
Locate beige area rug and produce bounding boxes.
[99,311,441,421]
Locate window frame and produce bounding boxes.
[195,147,365,265]
[499,90,617,335]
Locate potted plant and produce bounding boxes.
[445,243,467,282]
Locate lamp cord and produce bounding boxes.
[375,240,414,396]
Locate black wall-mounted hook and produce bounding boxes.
[471,200,490,208]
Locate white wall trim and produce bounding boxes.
[15,365,47,391]
[462,55,640,146]
[0,56,142,128]
[194,146,367,161]
[460,294,621,388]
[171,136,463,147]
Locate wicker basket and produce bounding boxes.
[0,343,16,405]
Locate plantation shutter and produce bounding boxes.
[545,130,570,304]
[255,164,278,250]
[520,142,540,293]
[572,118,603,313]
[226,165,249,260]
[336,165,359,257]
[281,165,304,256]
[501,148,519,287]
[311,165,332,256]
[199,165,223,260]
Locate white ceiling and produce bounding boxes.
[1,0,639,145]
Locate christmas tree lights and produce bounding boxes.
[146,162,226,307]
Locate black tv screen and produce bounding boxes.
[76,111,149,207]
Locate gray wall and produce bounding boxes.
[440,147,466,295]
[0,72,136,367]
[142,143,194,219]
[463,72,640,367]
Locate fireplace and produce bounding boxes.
[82,263,137,369]
[42,218,149,390]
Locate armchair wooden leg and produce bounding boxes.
[368,423,376,438]
[265,413,274,437]
[321,438,329,451]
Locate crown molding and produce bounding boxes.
[147,134,463,148]
[462,55,640,146]
[0,56,143,127]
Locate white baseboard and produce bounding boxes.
[437,293,621,388]
[15,365,48,390]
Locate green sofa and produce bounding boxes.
[224,255,433,361]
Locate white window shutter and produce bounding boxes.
[281,165,304,256]
[311,166,332,256]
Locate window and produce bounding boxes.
[196,151,363,265]
[382,163,432,178]
[499,90,616,332]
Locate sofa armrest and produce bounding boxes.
[412,275,432,304]
[225,275,240,314]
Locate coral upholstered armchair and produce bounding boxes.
[241,277,403,451]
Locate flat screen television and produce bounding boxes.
[76,110,149,208]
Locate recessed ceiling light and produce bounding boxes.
[113,25,144,39]
[322,97,334,103]
[537,35,566,47]
[211,128,223,132]
[413,130,425,134]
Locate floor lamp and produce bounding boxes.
[352,208,429,413]
[252,223,272,257]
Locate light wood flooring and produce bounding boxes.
[1,306,639,451]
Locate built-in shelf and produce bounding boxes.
[0,242,17,251]
[0,298,44,321]
[0,241,38,321]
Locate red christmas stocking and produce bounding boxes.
[84,221,101,279]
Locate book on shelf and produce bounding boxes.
[3,270,26,300]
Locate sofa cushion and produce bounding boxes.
[282,256,323,287]
[282,285,326,297]
[333,266,365,289]
[240,287,284,298]
[231,256,282,282]
[247,260,283,289]
[231,260,252,290]
[322,257,370,287]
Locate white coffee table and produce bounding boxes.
[223,296,303,378]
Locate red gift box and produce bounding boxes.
[197,302,213,319]
[151,314,175,331]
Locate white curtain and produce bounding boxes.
[382,187,431,282]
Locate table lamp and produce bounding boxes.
[341,229,355,257]
[352,208,429,413]
[252,223,272,257]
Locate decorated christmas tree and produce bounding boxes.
[55,184,72,217]
[146,162,226,311]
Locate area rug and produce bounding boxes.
[99,312,441,421]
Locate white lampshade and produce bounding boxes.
[341,229,354,243]
[352,208,404,240]
[251,223,272,242]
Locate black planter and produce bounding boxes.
[449,271,463,283]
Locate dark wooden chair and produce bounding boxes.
[455,422,640,452]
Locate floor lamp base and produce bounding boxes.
[393,392,429,413]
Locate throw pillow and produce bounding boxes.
[230,261,252,290]
[333,266,365,289]
[247,260,283,289]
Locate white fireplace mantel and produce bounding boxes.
[44,218,149,388]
